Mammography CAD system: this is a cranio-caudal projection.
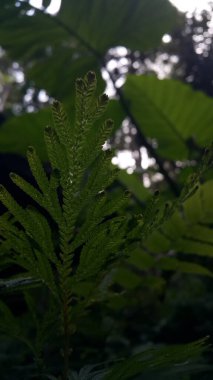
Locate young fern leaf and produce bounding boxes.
[0,71,212,378]
[27,146,50,194]
[0,185,30,230]
[44,125,69,177]
[51,100,73,149]
[10,172,44,208]
[0,71,130,374]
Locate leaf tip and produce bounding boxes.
[99,93,109,106]
[86,71,96,84]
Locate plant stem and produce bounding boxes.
[63,299,70,380]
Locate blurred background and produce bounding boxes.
[0,0,213,378]
[1,0,213,191]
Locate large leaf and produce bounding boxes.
[145,180,213,275]
[0,1,179,156]
[59,0,178,52]
[123,75,213,160]
[103,338,209,380]
[0,0,178,102]
[0,98,124,159]
[118,170,150,202]
[114,181,213,290]
[0,108,50,160]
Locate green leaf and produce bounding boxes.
[123,75,213,159]
[118,170,150,202]
[114,267,143,289]
[184,180,213,223]
[59,0,178,52]
[158,257,213,277]
[185,225,213,244]
[103,338,209,380]
[0,277,41,294]
[176,239,213,257]
[0,0,179,54]
[0,0,178,102]
[0,109,50,160]
[151,180,213,267]
[0,98,123,161]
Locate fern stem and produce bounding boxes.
[62,298,70,380]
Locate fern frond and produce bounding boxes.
[83,151,117,197]
[81,118,114,169]
[84,71,97,114]
[51,100,73,148]
[0,185,30,230]
[44,125,69,177]
[10,172,44,208]
[27,146,50,194]
[74,73,109,167]
[34,249,58,296]
[0,277,41,294]
[104,337,209,380]
[26,207,57,264]
[0,71,129,372]
[76,216,126,281]
[27,146,62,223]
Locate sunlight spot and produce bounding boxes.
[162,34,172,43]
[107,59,117,71]
[26,105,35,113]
[112,150,135,170]
[170,0,212,13]
[116,46,128,56]
[46,0,61,14]
[115,77,125,88]
[132,61,140,69]
[131,127,137,135]
[140,147,156,170]
[119,57,129,66]
[152,173,164,183]
[108,46,128,57]
[124,136,132,143]
[101,68,116,97]
[24,88,34,103]
[102,141,111,151]
[143,174,151,188]
[29,0,61,14]
[38,89,49,102]
[123,125,130,134]
[26,9,35,16]
[170,55,179,63]
[11,64,25,83]
[30,0,42,9]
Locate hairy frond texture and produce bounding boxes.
[0,72,126,333]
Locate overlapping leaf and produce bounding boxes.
[0,108,50,160]
[0,1,179,158]
[122,75,213,159]
[126,180,213,283]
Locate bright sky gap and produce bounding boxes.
[30,0,212,14]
